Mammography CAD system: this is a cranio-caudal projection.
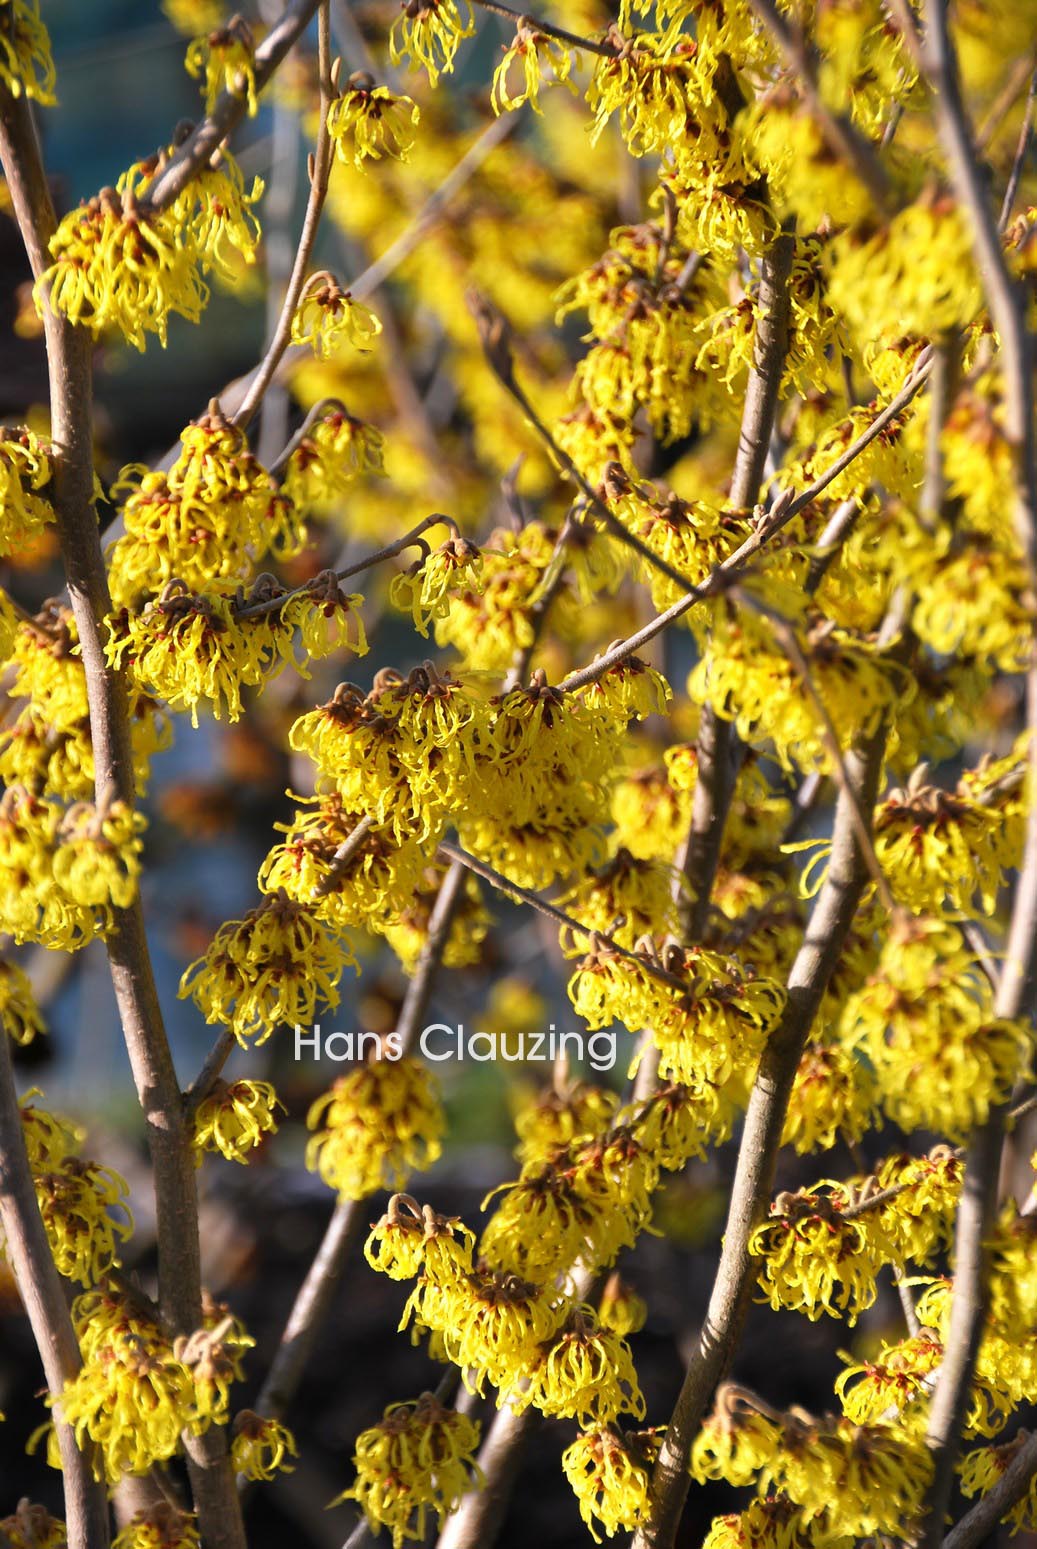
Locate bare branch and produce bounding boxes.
[469,0,619,57]
[999,64,1037,230]
[631,714,891,1549]
[233,2,335,429]
[0,1035,110,1549]
[556,357,933,695]
[0,78,245,1549]
[943,1432,1037,1549]
[437,840,689,992]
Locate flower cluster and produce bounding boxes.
[307,1058,444,1199]
[333,1392,483,1546]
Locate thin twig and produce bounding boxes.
[555,358,934,696]
[248,859,468,1434]
[999,63,1037,230]
[437,840,689,992]
[233,1,335,429]
[0,1035,110,1549]
[469,0,618,57]
[183,1029,239,1120]
[470,293,714,600]
[234,513,457,618]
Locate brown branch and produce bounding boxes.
[943,1432,1037,1549]
[916,9,1037,1539]
[0,83,245,1549]
[233,1,334,429]
[999,63,1037,230]
[141,0,324,213]
[469,0,618,57]
[234,513,458,618]
[0,1035,110,1549]
[631,715,891,1549]
[638,233,795,1098]
[183,1029,239,1121]
[556,356,933,696]
[249,858,468,1432]
[434,1408,538,1549]
[679,232,795,944]
[470,293,713,600]
[436,840,689,992]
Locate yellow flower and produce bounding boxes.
[365,1194,476,1281]
[389,534,483,638]
[185,16,258,115]
[523,1305,645,1426]
[836,1329,944,1429]
[0,957,46,1045]
[231,1411,298,1481]
[749,1182,897,1324]
[389,0,475,86]
[692,1385,781,1486]
[192,1078,282,1162]
[32,1156,133,1286]
[38,148,262,351]
[0,1505,67,1549]
[781,1042,877,1155]
[306,1058,444,1200]
[562,1427,658,1542]
[843,917,1030,1142]
[112,1506,201,1549]
[107,403,304,604]
[512,1076,619,1166]
[0,0,56,104]
[180,892,356,1045]
[18,1090,81,1170]
[51,799,145,911]
[291,272,383,357]
[39,185,208,351]
[335,1394,482,1546]
[0,424,54,556]
[873,765,1018,915]
[53,1290,201,1481]
[959,1434,1037,1533]
[491,23,577,114]
[280,403,385,512]
[327,73,420,165]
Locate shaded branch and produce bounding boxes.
[233,1,335,430]
[0,1035,110,1549]
[631,714,891,1549]
[942,1431,1037,1549]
